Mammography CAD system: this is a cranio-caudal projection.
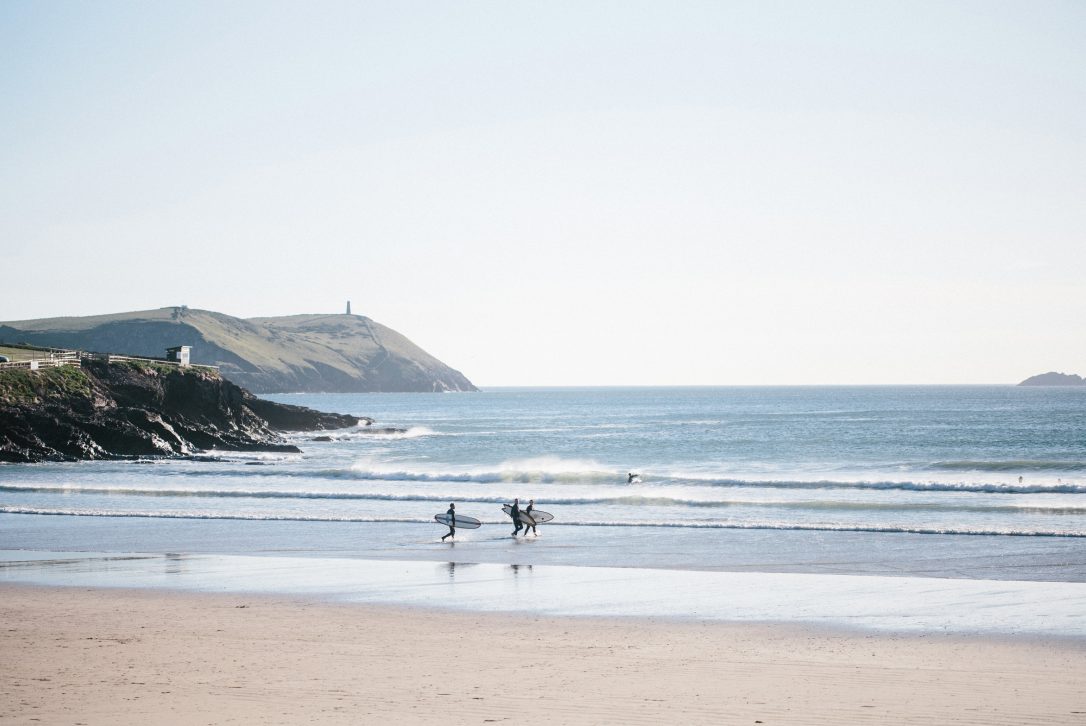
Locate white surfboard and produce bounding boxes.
[434,513,481,529]
[501,504,554,524]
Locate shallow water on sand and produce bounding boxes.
[3,514,1085,582]
[4,550,1086,638]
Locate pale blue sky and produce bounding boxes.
[2,1,1084,385]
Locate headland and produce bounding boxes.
[0,354,364,462]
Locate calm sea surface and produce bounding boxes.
[3,386,1086,582]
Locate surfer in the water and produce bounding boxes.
[441,502,456,541]
[509,497,522,537]
[524,499,538,536]
[627,472,639,483]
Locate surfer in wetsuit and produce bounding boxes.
[523,499,538,536]
[441,502,456,541]
[627,472,639,483]
[509,497,522,537]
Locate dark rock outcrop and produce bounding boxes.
[1018,372,1086,386]
[0,359,366,463]
[243,395,372,431]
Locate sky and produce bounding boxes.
[1,1,1084,386]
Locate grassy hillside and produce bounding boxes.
[0,308,476,393]
[0,366,93,404]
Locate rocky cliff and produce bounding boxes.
[0,307,477,393]
[0,359,368,463]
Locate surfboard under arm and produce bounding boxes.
[501,505,554,524]
[434,514,482,529]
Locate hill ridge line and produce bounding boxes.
[0,307,476,394]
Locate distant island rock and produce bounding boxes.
[0,307,477,393]
[0,357,368,463]
[1018,372,1086,387]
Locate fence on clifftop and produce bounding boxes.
[86,352,219,372]
[0,343,218,372]
[0,345,81,371]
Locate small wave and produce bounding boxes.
[117,465,622,483]
[87,461,1086,494]
[201,450,303,463]
[300,426,440,442]
[668,475,1086,495]
[2,507,1083,537]
[346,456,617,484]
[928,460,1086,472]
[0,506,429,524]
[552,519,1086,538]
[391,426,438,439]
[5,485,1086,514]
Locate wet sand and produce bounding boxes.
[3,584,1084,725]
[5,551,1086,637]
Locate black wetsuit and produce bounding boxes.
[441,506,455,540]
[510,503,522,535]
[524,503,536,535]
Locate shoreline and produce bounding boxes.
[5,549,1086,639]
[3,583,1085,725]
[6,513,1086,583]
[6,578,1086,649]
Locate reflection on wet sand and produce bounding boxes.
[3,550,1086,638]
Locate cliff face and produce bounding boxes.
[1018,372,1086,386]
[0,359,366,463]
[0,308,477,393]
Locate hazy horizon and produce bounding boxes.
[2,1,1083,386]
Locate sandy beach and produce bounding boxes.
[2,584,1084,725]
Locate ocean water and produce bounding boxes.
[3,386,1086,581]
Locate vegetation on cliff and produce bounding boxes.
[0,366,93,404]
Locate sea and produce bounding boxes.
[4,386,1086,635]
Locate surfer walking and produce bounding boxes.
[524,499,538,536]
[509,497,523,537]
[441,502,456,541]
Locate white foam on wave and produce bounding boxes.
[346,455,618,484]
[3,506,1084,537]
[658,470,1086,495]
[501,455,609,475]
[285,426,444,444]
[344,426,439,440]
[201,450,304,463]
[0,506,430,524]
[6,483,1086,515]
[554,518,1086,538]
[323,461,1086,493]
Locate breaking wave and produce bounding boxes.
[308,426,440,441]
[136,463,1086,494]
[4,484,1086,514]
[669,475,1086,495]
[343,456,618,485]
